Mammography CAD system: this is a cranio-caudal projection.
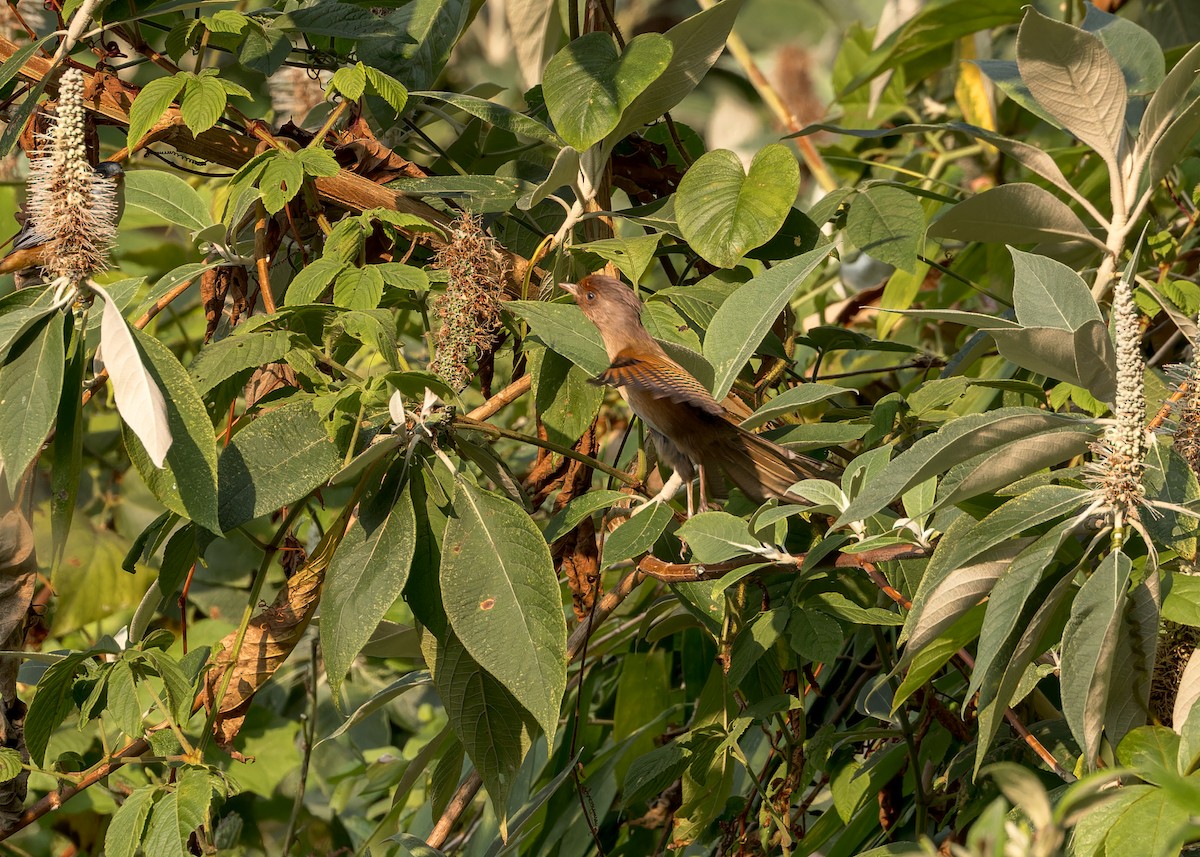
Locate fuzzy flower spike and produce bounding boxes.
[26,67,120,287]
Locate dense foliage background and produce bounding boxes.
[1,0,1200,854]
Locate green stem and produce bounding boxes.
[453,416,641,489]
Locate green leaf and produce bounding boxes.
[624,742,691,808]
[440,481,567,745]
[189,330,294,394]
[426,629,534,830]
[180,73,227,137]
[740,383,851,430]
[357,0,469,91]
[332,265,385,311]
[1016,8,1128,167]
[542,490,629,544]
[610,0,746,143]
[259,150,305,214]
[107,660,143,740]
[123,329,221,534]
[602,502,673,567]
[846,185,925,273]
[1143,438,1200,560]
[1081,5,1164,96]
[319,671,431,745]
[574,234,663,285]
[507,301,609,376]
[50,322,84,569]
[390,176,537,214]
[1062,551,1133,766]
[0,306,53,363]
[613,651,671,781]
[123,170,214,233]
[413,91,560,145]
[238,24,291,75]
[787,609,844,663]
[894,606,985,709]
[703,244,836,399]
[842,0,1025,96]
[329,64,366,101]
[1138,41,1200,192]
[27,653,85,765]
[128,75,186,147]
[1102,789,1192,857]
[142,767,212,857]
[217,401,341,532]
[0,315,65,496]
[677,145,800,269]
[324,471,417,704]
[0,747,20,783]
[903,485,1087,644]
[543,31,673,151]
[677,512,757,563]
[989,322,1117,402]
[1164,574,1200,627]
[529,346,604,448]
[1010,247,1103,329]
[835,409,1093,526]
[286,258,346,305]
[928,183,1099,248]
[279,1,400,38]
[104,785,158,857]
[296,148,340,178]
[364,66,409,114]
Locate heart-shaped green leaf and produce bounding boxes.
[543,32,673,152]
[676,144,800,268]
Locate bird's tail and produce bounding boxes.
[703,424,840,505]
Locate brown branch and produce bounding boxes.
[0,36,545,296]
[427,771,483,849]
[6,738,149,834]
[465,375,531,422]
[637,543,927,583]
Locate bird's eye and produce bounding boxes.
[586,291,596,301]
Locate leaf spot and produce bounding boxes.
[480,598,495,611]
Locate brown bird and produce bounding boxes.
[561,274,840,514]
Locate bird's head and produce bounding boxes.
[94,161,124,182]
[560,274,644,333]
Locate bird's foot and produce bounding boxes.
[629,470,686,517]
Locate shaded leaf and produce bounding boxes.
[441,481,567,745]
[846,185,925,272]
[928,183,1099,248]
[324,470,417,704]
[217,401,341,532]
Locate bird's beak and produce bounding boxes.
[558,282,578,297]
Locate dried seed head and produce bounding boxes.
[26,68,119,283]
[430,213,506,392]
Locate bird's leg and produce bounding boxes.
[685,476,695,519]
[697,465,710,515]
[630,469,686,516]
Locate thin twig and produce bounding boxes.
[465,375,532,422]
[862,562,1076,782]
[427,771,483,850]
[5,738,149,835]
